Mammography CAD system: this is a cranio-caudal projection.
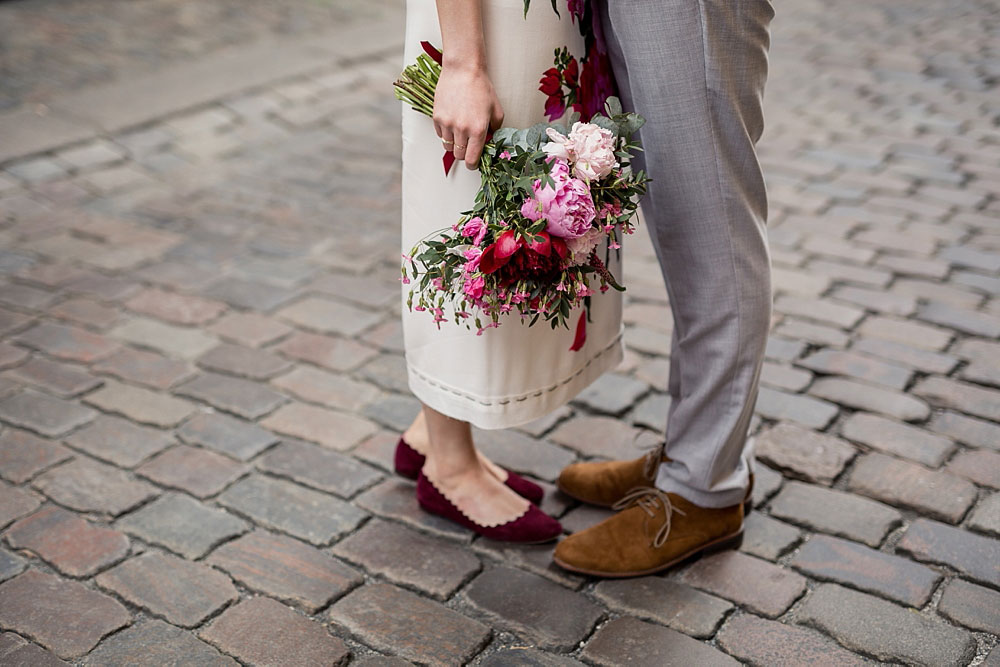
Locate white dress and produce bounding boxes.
[401,0,624,429]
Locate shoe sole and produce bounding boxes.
[552,529,744,578]
[555,481,754,516]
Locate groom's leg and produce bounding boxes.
[600,0,774,508]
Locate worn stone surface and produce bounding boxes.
[330,583,491,664]
[796,583,976,666]
[6,505,129,576]
[0,480,42,528]
[937,579,1000,634]
[897,518,1000,588]
[64,415,173,467]
[839,412,955,467]
[677,551,808,618]
[136,444,249,497]
[84,380,195,427]
[32,457,158,516]
[81,618,236,667]
[716,614,869,667]
[848,453,978,523]
[96,552,237,627]
[256,438,382,497]
[741,512,802,560]
[582,616,739,667]
[592,577,733,639]
[260,401,377,450]
[176,411,278,461]
[0,631,68,667]
[209,529,362,612]
[768,480,901,547]
[0,390,96,437]
[0,569,130,659]
[0,428,72,483]
[116,492,246,558]
[201,597,350,666]
[755,423,856,484]
[174,372,287,419]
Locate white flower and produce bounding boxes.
[568,122,618,182]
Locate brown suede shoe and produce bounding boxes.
[556,444,755,513]
[553,486,743,577]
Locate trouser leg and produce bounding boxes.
[597,0,774,508]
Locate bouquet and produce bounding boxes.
[394,41,648,349]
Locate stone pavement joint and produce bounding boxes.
[0,0,999,663]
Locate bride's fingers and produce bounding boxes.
[439,126,456,152]
[452,129,469,163]
[465,128,487,169]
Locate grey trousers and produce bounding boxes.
[597,0,775,508]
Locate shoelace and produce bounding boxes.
[612,486,686,548]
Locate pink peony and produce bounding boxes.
[564,226,603,266]
[461,216,487,246]
[544,123,618,182]
[520,158,596,239]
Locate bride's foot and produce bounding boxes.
[418,461,562,542]
[400,412,544,503]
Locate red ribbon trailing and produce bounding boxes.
[569,311,587,351]
[419,42,457,175]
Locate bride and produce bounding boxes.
[398,0,624,542]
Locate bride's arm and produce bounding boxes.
[434,0,504,169]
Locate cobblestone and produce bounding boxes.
[839,412,955,467]
[677,551,808,618]
[754,423,856,484]
[582,616,738,667]
[848,453,978,523]
[897,518,1000,588]
[81,618,235,667]
[175,412,278,461]
[6,505,129,576]
[716,614,869,667]
[0,390,96,437]
[768,481,900,547]
[31,457,158,516]
[591,577,732,639]
[116,492,247,558]
[0,428,72,483]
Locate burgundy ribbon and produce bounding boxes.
[569,311,587,351]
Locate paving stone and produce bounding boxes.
[202,596,350,664]
[741,513,802,560]
[0,390,96,437]
[355,478,473,542]
[856,316,953,350]
[109,317,218,360]
[473,428,576,482]
[5,357,102,398]
[333,519,479,600]
[256,438,381,497]
[548,415,645,460]
[0,631,67,667]
[209,529,361,612]
[592,577,733,639]
[0,549,27,582]
[351,430,402,473]
[940,245,1000,272]
[969,493,1000,537]
[125,287,227,326]
[754,387,839,430]
[582,616,738,667]
[80,618,236,667]
[0,481,42,528]
[356,353,411,393]
[754,422,856,485]
[136,444,248,497]
[629,391,671,430]
[176,411,278,460]
[117,492,246,558]
[463,566,603,650]
[716,613,869,667]
[0,428,72,483]
[91,347,195,390]
[790,534,940,606]
[262,402,378,451]
[203,277,301,312]
[208,311,293,347]
[97,551,237,627]
[840,412,955,467]
[677,551,807,618]
[0,569,130,659]
[175,372,287,419]
[892,279,984,310]
[760,362,812,392]
[479,648,584,666]
[796,583,976,666]
[64,415,173,467]
[897,518,1000,588]
[774,295,864,328]
[270,365,379,411]
[848,453,978,523]
[132,261,216,292]
[6,505,129,576]
[471,538,584,589]
[217,474,366,545]
[877,254,950,280]
[831,284,917,316]
[197,343,292,380]
[84,380,195,427]
[361,393,421,433]
[31,457,157,516]
[571,373,649,416]
[765,336,807,362]
[274,331,379,371]
[768,480,901,547]
[850,337,958,374]
[928,410,1000,450]
[797,350,911,389]
[937,579,1000,634]
[277,296,383,336]
[0,342,29,370]
[946,448,1000,488]
[918,301,1000,337]
[774,318,850,348]
[809,377,930,421]
[330,583,489,664]
[12,322,118,362]
[750,463,783,507]
[0,283,58,310]
[56,139,125,170]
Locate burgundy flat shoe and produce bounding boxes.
[416,472,562,543]
[395,437,545,504]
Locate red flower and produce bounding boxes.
[479,231,569,284]
[539,67,563,96]
[562,57,579,86]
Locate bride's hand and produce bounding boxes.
[433,61,505,170]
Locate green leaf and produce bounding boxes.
[604,96,623,117]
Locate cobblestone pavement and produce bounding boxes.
[0,0,998,664]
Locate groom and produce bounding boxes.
[553,0,775,576]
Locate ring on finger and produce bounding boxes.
[441,139,454,146]
[453,143,467,150]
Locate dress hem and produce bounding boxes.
[406,328,625,430]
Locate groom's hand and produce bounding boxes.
[433,61,505,170]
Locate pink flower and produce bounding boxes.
[544,123,618,182]
[499,150,512,160]
[567,0,584,22]
[520,158,596,239]
[565,226,603,265]
[461,216,487,246]
[600,200,622,219]
[463,274,485,300]
[463,245,482,273]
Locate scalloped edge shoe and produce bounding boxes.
[395,436,545,504]
[416,471,562,543]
